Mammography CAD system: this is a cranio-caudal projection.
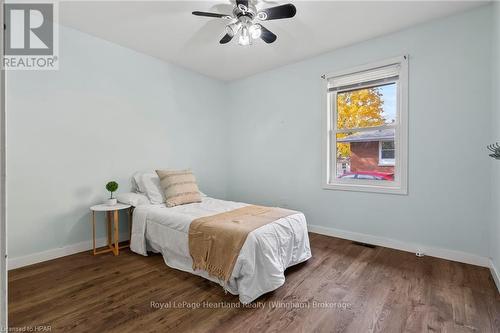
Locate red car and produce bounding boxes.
[339,171,394,181]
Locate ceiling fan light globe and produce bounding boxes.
[238,35,250,46]
[249,24,262,39]
[226,22,242,37]
[238,26,251,46]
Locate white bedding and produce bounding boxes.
[130,197,312,304]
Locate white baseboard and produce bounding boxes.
[490,260,500,294]
[7,234,129,270]
[308,224,490,268]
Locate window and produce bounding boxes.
[322,56,408,194]
[379,141,395,166]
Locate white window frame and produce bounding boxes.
[321,56,408,195]
[378,140,396,166]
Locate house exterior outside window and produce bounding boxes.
[337,129,395,178]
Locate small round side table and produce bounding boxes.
[90,203,132,256]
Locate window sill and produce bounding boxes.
[323,182,407,195]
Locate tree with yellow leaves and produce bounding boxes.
[336,87,385,158]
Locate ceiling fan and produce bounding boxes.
[192,0,296,46]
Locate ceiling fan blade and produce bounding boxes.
[192,11,229,18]
[260,25,277,43]
[258,4,296,20]
[220,33,234,44]
[236,0,249,9]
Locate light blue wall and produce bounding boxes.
[226,6,492,257]
[491,2,500,276]
[6,25,229,258]
[7,5,497,263]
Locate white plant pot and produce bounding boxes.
[106,198,117,206]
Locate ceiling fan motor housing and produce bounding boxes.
[234,3,257,19]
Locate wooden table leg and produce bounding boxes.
[107,211,112,248]
[113,210,119,255]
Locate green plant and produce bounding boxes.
[105,181,118,199]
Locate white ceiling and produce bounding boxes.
[59,1,487,81]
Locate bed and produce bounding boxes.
[129,196,311,304]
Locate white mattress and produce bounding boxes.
[130,197,312,304]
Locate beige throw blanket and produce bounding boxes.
[188,205,298,282]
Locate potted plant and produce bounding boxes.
[105,181,119,205]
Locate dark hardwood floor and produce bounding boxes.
[9,233,500,332]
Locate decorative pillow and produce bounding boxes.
[116,192,150,207]
[155,169,202,207]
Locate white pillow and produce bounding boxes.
[140,173,166,204]
[132,171,148,193]
[131,173,142,193]
[116,192,150,206]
